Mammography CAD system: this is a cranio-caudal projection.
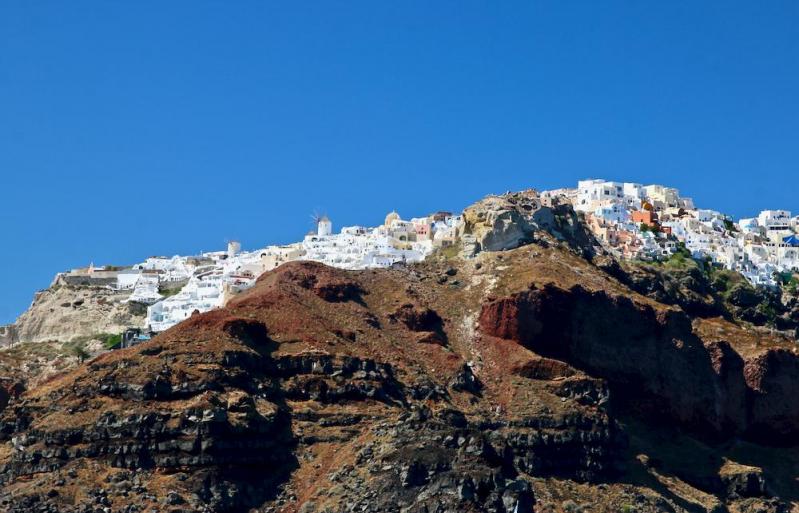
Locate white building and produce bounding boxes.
[116,269,142,290]
[147,271,224,332]
[738,218,760,234]
[128,274,162,305]
[594,204,629,224]
[642,184,680,209]
[575,179,624,212]
[300,214,436,271]
[562,179,799,288]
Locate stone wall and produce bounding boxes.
[59,275,117,287]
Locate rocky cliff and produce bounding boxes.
[2,193,799,513]
[2,278,145,347]
[2,224,799,512]
[0,277,148,400]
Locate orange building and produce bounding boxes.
[632,210,659,227]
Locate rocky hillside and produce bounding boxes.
[1,208,799,513]
[2,277,145,348]
[0,277,147,398]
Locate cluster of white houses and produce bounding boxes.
[60,211,463,333]
[58,180,798,335]
[302,211,460,269]
[565,179,799,285]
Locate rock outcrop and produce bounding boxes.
[462,190,599,258]
[4,281,145,347]
[462,191,546,252]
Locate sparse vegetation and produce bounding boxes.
[628,247,793,329]
[643,243,698,271]
[756,302,779,326]
[158,286,182,298]
[790,277,799,295]
[662,244,697,271]
[711,269,746,296]
[67,342,90,363]
[102,333,122,349]
[66,332,122,352]
[127,301,148,316]
[639,223,661,234]
[672,241,692,260]
[437,244,461,261]
[775,272,799,295]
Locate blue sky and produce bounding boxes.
[1,1,798,323]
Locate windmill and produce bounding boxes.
[310,210,323,228]
[224,238,241,258]
[310,209,332,236]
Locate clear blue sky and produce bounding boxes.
[1,1,797,323]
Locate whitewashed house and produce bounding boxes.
[116,269,142,290]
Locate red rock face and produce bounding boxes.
[271,262,366,303]
[390,304,447,345]
[511,357,577,380]
[479,283,799,443]
[478,289,546,348]
[391,304,442,332]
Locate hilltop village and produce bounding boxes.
[35,180,799,336]
[46,211,461,335]
[568,179,799,285]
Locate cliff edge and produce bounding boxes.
[2,226,799,512]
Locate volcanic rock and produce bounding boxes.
[2,236,799,512]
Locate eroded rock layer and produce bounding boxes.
[2,239,799,513]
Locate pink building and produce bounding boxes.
[415,223,432,240]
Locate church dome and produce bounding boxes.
[384,210,400,227]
